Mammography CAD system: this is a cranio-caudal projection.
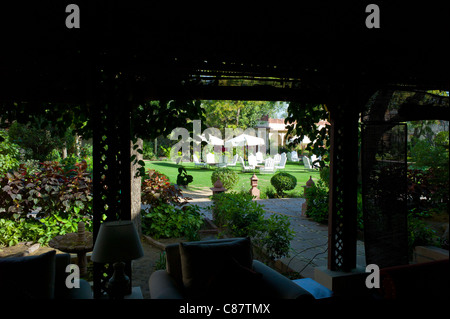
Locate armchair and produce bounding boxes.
[149,237,313,300]
[0,250,92,299]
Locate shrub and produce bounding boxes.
[0,129,20,174]
[213,191,265,237]
[0,161,92,221]
[270,172,297,196]
[210,168,239,190]
[304,180,329,224]
[212,191,294,259]
[261,214,294,260]
[0,161,93,246]
[141,169,189,208]
[407,208,437,257]
[141,202,203,240]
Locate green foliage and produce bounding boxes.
[0,211,92,248]
[408,132,449,210]
[141,168,201,240]
[285,103,330,168]
[263,186,277,199]
[154,251,167,271]
[0,218,44,247]
[212,191,294,260]
[142,139,157,160]
[261,214,294,260]
[201,100,282,130]
[141,169,189,208]
[407,208,437,256]
[0,160,93,246]
[304,180,329,224]
[8,120,74,162]
[141,202,203,240]
[176,167,193,187]
[210,168,239,190]
[270,172,297,196]
[0,129,20,174]
[410,139,448,170]
[0,161,92,220]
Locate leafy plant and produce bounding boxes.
[304,180,329,224]
[260,214,294,260]
[0,160,93,246]
[141,169,190,208]
[210,167,239,190]
[212,191,294,260]
[270,172,297,196]
[0,129,20,174]
[141,202,203,240]
[285,103,330,169]
[407,208,437,257]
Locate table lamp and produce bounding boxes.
[91,220,144,299]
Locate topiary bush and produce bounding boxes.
[210,167,239,190]
[270,172,297,196]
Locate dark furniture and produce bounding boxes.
[0,250,93,299]
[149,237,314,300]
[376,259,449,300]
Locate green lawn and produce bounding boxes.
[144,160,321,197]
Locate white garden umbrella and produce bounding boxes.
[225,134,265,164]
[197,134,224,145]
[224,134,265,147]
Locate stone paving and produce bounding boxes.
[184,187,366,279]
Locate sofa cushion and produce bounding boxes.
[179,237,254,298]
[0,250,56,299]
[206,256,263,298]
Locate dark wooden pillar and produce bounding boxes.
[327,103,359,272]
[92,66,132,298]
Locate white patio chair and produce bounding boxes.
[255,151,264,164]
[239,156,255,172]
[291,151,299,162]
[193,154,207,168]
[302,156,312,170]
[206,152,215,164]
[275,154,287,170]
[259,157,276,174]
[226,154,238,168]
[273,153,281,165]
[248,154,258,168]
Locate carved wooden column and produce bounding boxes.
[92,64,132,298]
[327,103,359,272]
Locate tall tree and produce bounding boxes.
[201,100,283,131]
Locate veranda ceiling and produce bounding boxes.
[0,2,448,107]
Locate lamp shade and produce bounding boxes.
[91,221,144,263]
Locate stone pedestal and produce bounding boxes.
[314,266,370,298]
